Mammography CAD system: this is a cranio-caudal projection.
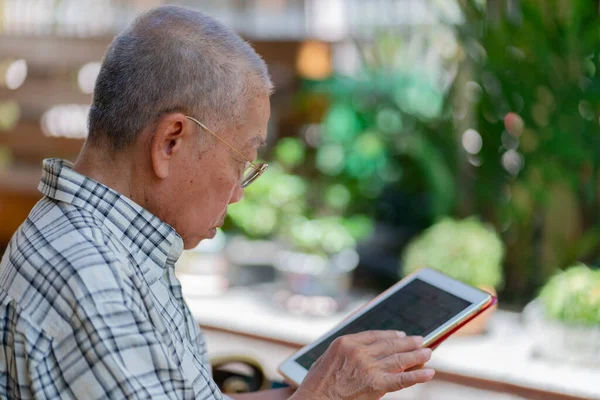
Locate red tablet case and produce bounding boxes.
[428,295,498,350]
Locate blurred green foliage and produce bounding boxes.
[297,0,600,302]
[225,163,308,239]
[278,215,373,256]
[224,140,374,255]
[453,0,600,302]
[226,0,600,304]
[402,217,504,289]
[539,263,600,325]
[301,69,457,223]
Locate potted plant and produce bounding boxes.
[523,264,600,366]
[273,214,373,316]
[401,216,504,335]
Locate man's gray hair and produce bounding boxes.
[88,5,273,151]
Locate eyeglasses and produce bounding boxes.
[186,116,268,188]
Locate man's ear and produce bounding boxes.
[150,113,190,179]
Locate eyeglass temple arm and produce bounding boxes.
[186,116,258,168]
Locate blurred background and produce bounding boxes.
[0,0,599,398]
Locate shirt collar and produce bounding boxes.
[38,158,184,283]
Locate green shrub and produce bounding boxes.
[402,217,504,288]
[538,264,600,326]
[279,215,373,256]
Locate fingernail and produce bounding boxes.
[414,336,424,345]
[423,369,435,379]
[422,348,432,357]
[396,331,406,337]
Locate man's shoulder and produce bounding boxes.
[0,197,143,339]
[5,196,125,263]
[1,197,136,311]
[23,196,108,243]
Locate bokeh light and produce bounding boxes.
[41,104,90,138]
[323,103,361,144]
[501,149,524,175]
[0,101,20,131]
[316,144,345,176]
[504,112,524,136]
[78,62,102,94]
[462,129,482,154]
[465,81,483,103]
[274,137,306,168]
[578,100,594,121]
[296,40,331,80]
[325,184,351,210]
[376,108,403,134]
[302,124,321,148]
[0,59,28,90]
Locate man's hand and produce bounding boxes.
[291,330,434,400]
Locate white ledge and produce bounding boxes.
[185,284,599,399]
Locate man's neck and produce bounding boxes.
[73,144,140,205]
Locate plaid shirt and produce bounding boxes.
[0,158,226,399]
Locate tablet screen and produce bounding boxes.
[295,278,472,369]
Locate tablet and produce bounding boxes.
[278,267,495,386]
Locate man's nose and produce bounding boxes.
[229,185,245,204]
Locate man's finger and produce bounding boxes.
[347,330,406,345]
[384,368,436,392]
[369,336,424,359]
[376,348,432,373]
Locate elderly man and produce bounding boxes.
[0,5,434,400]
